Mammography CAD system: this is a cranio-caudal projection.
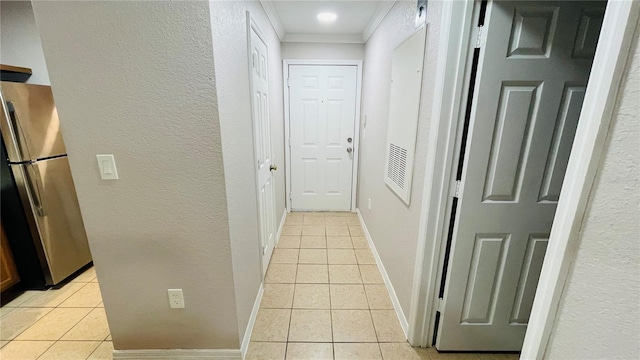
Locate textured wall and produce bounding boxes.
[31,1,240,349]
[282,42,365,60]
[0,1,50,84]
[546,19,640,360]
[358,0,442,316]
[208,0,286,342]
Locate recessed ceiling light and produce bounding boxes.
[317,12,337,23]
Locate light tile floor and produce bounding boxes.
[0,266,112,360]
[248,212,520,360]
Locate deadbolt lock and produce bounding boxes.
[347,137,353,143]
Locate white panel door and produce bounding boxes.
[250,28,277,276]
[437,0,604,351]
[289,65,357,211]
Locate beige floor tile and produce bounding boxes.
[365,285,393,310]
[359,265,384,284]
[477,354,520,360]
[332,310,377,342]
[325,216,348,225]
[329,265,362,284]
[326,226,350,236]
[0,340,8,348]
[0,340,54,359]
[278,236,301,248]
[286,214,304,225]
[87,341,114,360]
[15,307,92,340]
[349,226,365,237]
[38,340,101,360]
[282,226,303,236]
[371,310,405,342]
[106,335,112,341]
[245,342,286,360]
[326,237,353,249]
[330,285,368,309]
[355,249,376,265]
[426,348,482,360]
[334,343,382,360]
[346,217,360,225]
[251,309,291,342]
[72,267,97,283]
[58,283,103,308]
[2,291,39,307]
[299,249,327,264]
[262,284,295,308]
[286,343,333,360]
[303,212,328,217]
[351,237,369,249]
[0,307,53,340]
[272,249,300,264]
[303,216,325,225]
[378,343,430,360]
[296,265,329,284]
[328,249,357,265]
[293,284,330,309]
[61,308,110,341]
[19,283,86,308]
[0,307,16,317]
[288,309,332,342]
[302,226,325,236]
[300,236,327,249]
[266,264,297,284]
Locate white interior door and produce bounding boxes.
[250,27,277,276]
[438,0,604,351]
[288,65,357,211]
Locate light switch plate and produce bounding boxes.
[96,154,119,180]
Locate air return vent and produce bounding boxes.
[383,26,427,204]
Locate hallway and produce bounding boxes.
[247,212,519,359]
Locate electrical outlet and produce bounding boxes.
[167,289,185,309]
[368,198,372,210]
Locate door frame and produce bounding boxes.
[283,59,363,212]
[407,0,639,358]
[247,12,276,279]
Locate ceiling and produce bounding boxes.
[260,0,397,43]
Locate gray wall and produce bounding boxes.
[208,0,286,343]
[357,0,442,317]
[31,1,240,350]
[0,1,50,85]
[546,18,640,359]
[282,42,365,60]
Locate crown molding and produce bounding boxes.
[259,0,285,40]
[283,33,365,44]
[362,0,397,42]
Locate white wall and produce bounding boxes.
[0,1,50,85]
[358,0,442,316]
[31,1,240,350]
[282,42,364,60]
[546,19,640,360]
[208,0,285,343]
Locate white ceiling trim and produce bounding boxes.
[259,0,285,40]
[362,0,397,42]
[283,33,365,44]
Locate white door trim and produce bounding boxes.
[408,0,639,358]
[283,59,363,212]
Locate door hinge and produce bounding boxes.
[289,192,292,202]
[437,297,444,312]
[287,78,291,87]
[451,180,462,198]
[262,245,267,255]
[474,25,484,48]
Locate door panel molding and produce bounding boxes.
[283,59,362,212]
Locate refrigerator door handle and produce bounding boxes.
[6,101,32,161]
[24,164,45,217]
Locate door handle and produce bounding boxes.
[23,164,45,217]
[270,164,278,171]
[6,101,32,160]
[346,147,353,153]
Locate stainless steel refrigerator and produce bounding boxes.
[1,81,91,285]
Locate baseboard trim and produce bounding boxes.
[113,349,242,359]
[240,283,264,358]
[356,209,409,336]
[276,209,287,246]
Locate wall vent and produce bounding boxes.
[387,143,408,189]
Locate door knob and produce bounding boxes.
[270,165,278,171]
[347,137,353,143]
[346,147,353,153]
